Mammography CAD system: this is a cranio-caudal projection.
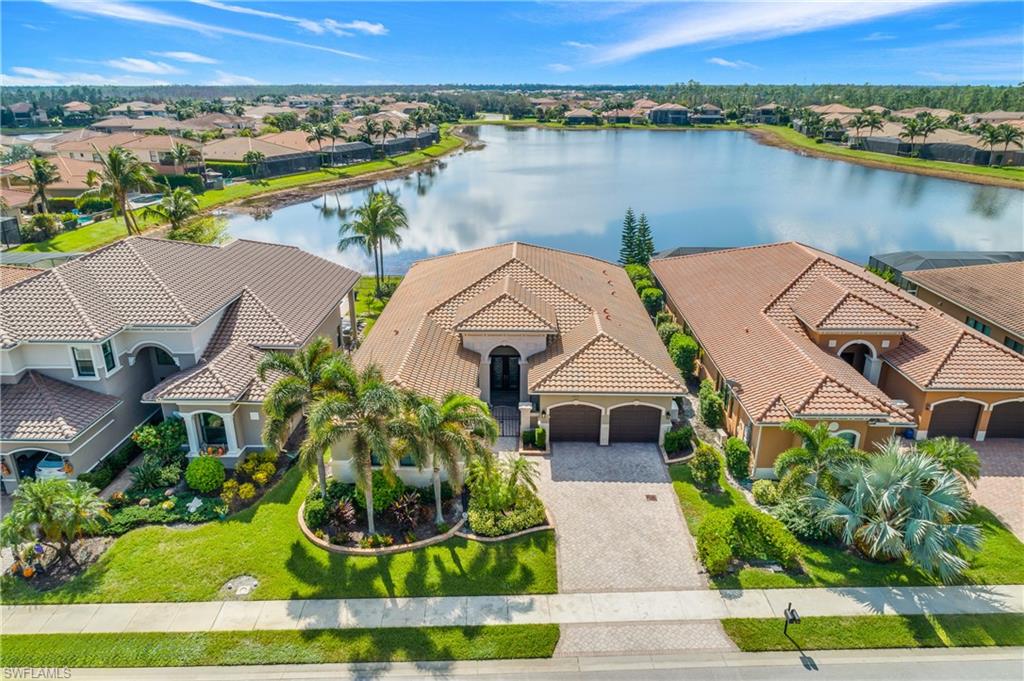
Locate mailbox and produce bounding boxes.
[783,602,800,634]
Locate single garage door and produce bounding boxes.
[609,405,661,443]
[549,405,601,442]
[988,401,1024,438]
[929,401,982,438]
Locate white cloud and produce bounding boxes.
[707,57,756,69]
[562,40,594,49]
[592,1,952,64]
[207,70,261,85]
[2,66,169,86]
[191,0,386,36]
[862,31,896,41]
[934,20,961,30]
[42,0,370,60]
[150,50,219,64]
[105,57,183,74]
[546,63,573,73]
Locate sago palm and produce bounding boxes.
[395,391,498,523]
[258,337,343,498]
[774,419,863,497]
[806,438,981,583]
[83,145,157,236]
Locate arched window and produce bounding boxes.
[835,430,859,448]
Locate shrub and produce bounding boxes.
[128,456,164,491]
[689,442,722,490]
[639,287,664,315]
[220,479,239,505]
[698,379,725,429]
[184,456,225,493]
[667,334,699,376]
[724,437,751,481]
[304,497,327,530]
[238,482,256,500]
[696,506,800,575]
[657,322,684,346]
[752,479,780,506]
[131,418,186,465]
[632,278,654,292]
[522,429,535,447]
[253,471,270,486]
[353,471,405,513]
[534,427,547,449]
[664,427,693,454]
[771,498,835,543]
[468,491,546,537]
[624,263,652,284]
[257,462,276,480]
[329,498,357,528]
[20,213,62,242]
[157,173,204,193]
[77,440,140,490]
[74,195,113,213]
[653,310,675,327]
[158,463,182,487]
[389,492,423,530]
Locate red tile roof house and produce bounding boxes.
[342,242,685,484]
[0,237,359,492]
[651,242,1024,477]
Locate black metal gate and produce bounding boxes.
[492,406,521,437]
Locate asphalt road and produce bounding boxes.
[50,647,1024,681]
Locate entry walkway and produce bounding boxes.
[4,585,1021,635]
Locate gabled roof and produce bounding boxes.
[2,156,103,192]
[565,108,597,117]
[355,242,684,400]
[202,136,308,161]
[791,277,916,332]
[904,261,1024,339]
[1,371,121,442]
[0,265,43,289]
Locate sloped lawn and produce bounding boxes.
[2,466,556,604]
[670,462,1024,589]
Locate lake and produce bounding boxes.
[227,125,1024,274]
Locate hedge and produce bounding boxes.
[157,174,204,194]
[77,439,140,490]
[724,437,751,481]
[204,161,251,178]
[696,506,801,575]
[668,333,699,376]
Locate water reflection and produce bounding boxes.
[227,126,1024,274]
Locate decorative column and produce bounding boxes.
[975,407,992,442]
[183,414,200,454]
[518,402,532,434]
[222,412,239,454]
[599,411,610,446]
[479,358,491,404]
[518,358,529,403]
[346,289,358,351]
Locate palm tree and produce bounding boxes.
[168,142,197,172]
[899,118,923,156]
[409,109,424,137]
[399,119,414,144]
[945,112,965,130]
[230,101,246,117]
[304,122,326,153]
[19,157,61,213]
[806,439,981,583]
[976,123,1002,164]
[918,437,981,486]
[303,362,402,534]
[83,146,157,236]
[773,419,863,497]
[358,118,379,146]
[337,191,409,297]
[849,113,868,146]
[866,111,886,137]
[396,391,498,523]
[378,119,396,155]
[916,114,942,148]
[142,186,199,231]
[242,150,266,179]
[996,123,1023,162]
[258,337,343,498]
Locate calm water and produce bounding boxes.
[228,126,1024,274]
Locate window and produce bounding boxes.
[835,431,859,448]
[1005,337,1024,355]
[199,413,227,446]
[154,348,176,366]
[966,316,991,336]
[72,347,96,377]
[101,340,116,372]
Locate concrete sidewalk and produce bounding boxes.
[4,585,1021,635]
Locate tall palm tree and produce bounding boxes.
[945,112,965,130]
[899,118,923,156]
[230,101,246,117]
[19,157,61,213]
[774,419,864,498]
[358,118,379,146]
[83,146,157,236]
[848,113,868,145]
[142,186,199,231]
[378,119,396,154]
[304,122,326,153]
[169,142,197,172]
[395,391,498,523]
[866,111,886,137]
[242,150,266,179]
[258,337,343,498]
[916,114,942,148]
[337,191,409,297]
[399,119,414,144]
[303,362,402,534]
[996,123,1023,162]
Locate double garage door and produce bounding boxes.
[548,404,661,443]
[929,400,1024,439]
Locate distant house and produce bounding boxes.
[603,108,645,124]
[564,108,597,125]
[30,128,107,156]
[857,121,1015,166]
[181,113,254,132]
[1,157,103,215]
[647,103,689,126]
[121,135,202,174]
[7,102,48,127]
[968,110,1024,126]
[62,101,92,115]
[690,104,725,124]
[324,141,374,165]
[903,261,1024,356]
[383,101,431,115]
[893,107,955,121]
[633,98,658,111]
[806,103,860,116]
[108,101,168,118]
[89,116,138,133]
[747,103,781,124]
[202,137,319,177]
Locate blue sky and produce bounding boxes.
[2,1,1022,86]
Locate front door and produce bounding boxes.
[490,355,520,392]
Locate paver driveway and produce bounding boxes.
[535,442,705,593]
[972,439,1024,541]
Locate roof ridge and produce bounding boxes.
[51,268,102,340]
[820,287,916,328]
[927,329,968,387]
[123,239,196,324]
[658,241,797,264]
[394,314,430,386]
[239,286,301,345]
[757,394,791,421]
[762,256,825,316]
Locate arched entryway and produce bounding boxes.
[549,404,601,443]
[988,401,1024,438]
[929,400,983,438]
[489,346,521,406]
[609,404,662,442]
[12,449,66,482]
[838,341,874,374]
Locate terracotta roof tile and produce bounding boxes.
[904,261,1024,339]
[1,371,121,441]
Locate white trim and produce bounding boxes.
[607,401,667,416]
[988,396,1024,410]
[125,340,182,366]
[68,345,100,381]
[836,339,878,359]
[834,429,861,448]
[927,396,990,410]
[545,400,606,415]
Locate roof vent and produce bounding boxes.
[393,329,399,335]
[605,314,612,320]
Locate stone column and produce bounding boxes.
[518,402,532,434]
[975,407,992,442]
[659,417,671,447]
[479,357,491,404]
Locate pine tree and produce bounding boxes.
[636,212,655,265]
[619,207,637,264]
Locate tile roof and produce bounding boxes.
[1,371,121,441]
[202,137,309,161]
[791,277,916,332]
[355,242,684,400]
[2,156,103,192]
[904,261,1024,339]
[0,265,43,289]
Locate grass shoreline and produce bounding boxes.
[13,132,466,254]
[0,625,560,667]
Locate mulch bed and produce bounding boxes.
[11,536,114,592]
[317,499,462,548]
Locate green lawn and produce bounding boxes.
[760,125,1024,184]
[14,134,465,254]
[1,466,557,604]
[0,625,560,667]
[354,275,403,336]
[670,461,1024,589]
[723,614,1024,652]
